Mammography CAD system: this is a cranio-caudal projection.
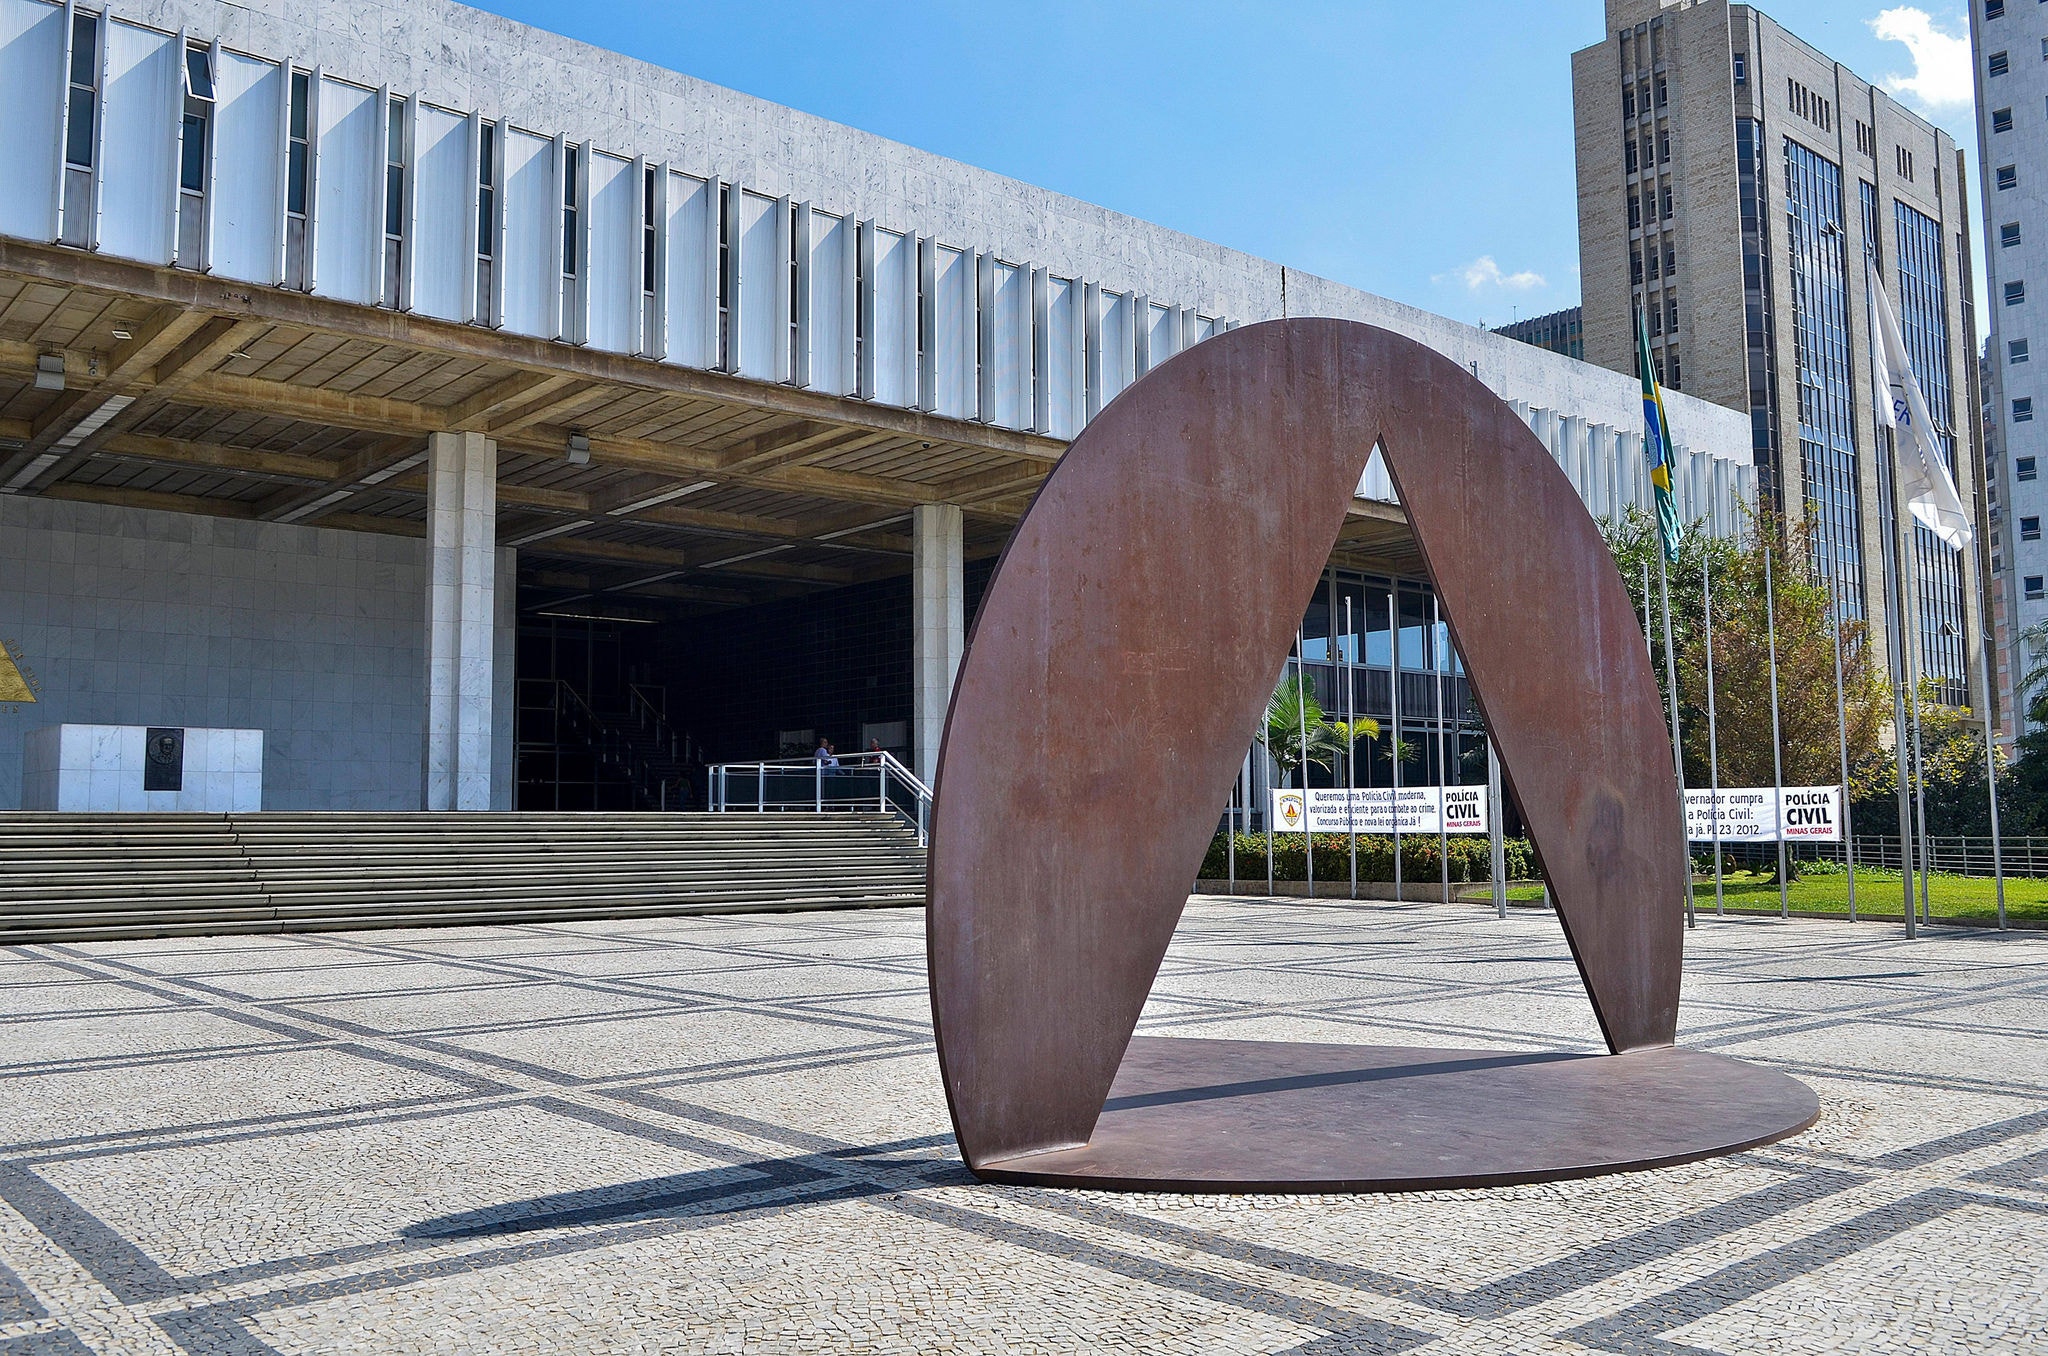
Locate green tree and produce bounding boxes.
[1855,680,2012,839]
[1602,507,1891,794]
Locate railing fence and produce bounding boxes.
[708,752,931,846]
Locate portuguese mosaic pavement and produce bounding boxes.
[0,896,2042,1353]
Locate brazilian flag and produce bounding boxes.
[1636,306,1683,562]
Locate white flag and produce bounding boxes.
[1869,258,1974,549]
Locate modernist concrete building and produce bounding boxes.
[1574,0,1991,716]
[1494,307,1586,360]
[1973,0,2047,744]
[0,0,1754,813]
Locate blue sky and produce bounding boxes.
[468,1,1984,330]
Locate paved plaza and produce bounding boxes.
[0,897,2043,1354]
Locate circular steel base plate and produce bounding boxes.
[970,1037,1819,1193]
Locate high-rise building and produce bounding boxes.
[1494,307,1585,359]
[1972,0,2045,743]
[1574,0,1990,714]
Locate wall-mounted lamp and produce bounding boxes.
[33,354,64,392]
[565,432,591,466]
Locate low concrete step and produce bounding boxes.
[0,810,926,941]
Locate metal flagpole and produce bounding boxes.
[1705,546,1724,917]
[1434,594,1450,906]
[1657,543,1697,928]
[1868,250,1917,937]
[1228,751,1239,895]
[1487,734,1507,919]
[1762,518,1789,918]
[1832,614,1859,919]
[1883,437,1918,938]
[1346,595,1358,900]
[1389,592,1403,904]
[1265,721,1276,899]
[1973,624,2008,930]
[1297,628,1314,901]
[1642,559,1653,653]
[1903,538,1931,926]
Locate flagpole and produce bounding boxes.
[1487,733,1507,920]
[1389,593,1402,904]
[1833,602,1856,922]
[1975,623,2006,929]
[1641,558,1653,654]
[1297,628,1314,901]
[1763,514,1789,918]
[1228,752,1239,895]
[1434,594,1450,906]
[1265,703,1276,899]
[1346,594,1358,901]
[1657,543,1696,928]
[1883,434,1918,938]
[1867,250,1917,937]
[1705,545,1725,917]
[1903,536,1931,926]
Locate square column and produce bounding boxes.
[424,431,497,810]
[913,503,965,788]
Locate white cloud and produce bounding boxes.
[1871,7,1973,110]
[1437,255,1545,292]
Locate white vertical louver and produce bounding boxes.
[986,260,1028,430]
[309,75,381,303]
[1146,300,1178,373]
[931,244,975,419]
[408,103,473,321]
[0,0,64,244]
[497,126,557,338]
[867,225,914,407]
[1044,276,1080,438]
[207,51,283,285]
[736,189,782,380]
[662,170,715,368]
[583,149,637,354]
[1096,289,1132,409]
[95,19,179,266]
[805,209,852,396]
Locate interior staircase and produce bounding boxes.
[0,812,926,944]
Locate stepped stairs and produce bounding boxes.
[0,811,926,944]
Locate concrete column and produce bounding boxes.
[424,431,497,810]
[912,503,965,788]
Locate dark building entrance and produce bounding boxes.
[513,563,993,810]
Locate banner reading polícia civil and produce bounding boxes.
[1683,786,1841,842]
[1269,787,1489,835]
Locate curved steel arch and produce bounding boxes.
[927,319,1808,1188]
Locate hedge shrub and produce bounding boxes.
[1199,832,1539,884]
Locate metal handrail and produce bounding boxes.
[532,678,691,809]
[627,684,685,762]
[707,751,931,846]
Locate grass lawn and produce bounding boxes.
[1487,867,2048,924]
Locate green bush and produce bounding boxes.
[1200,832,1538,884]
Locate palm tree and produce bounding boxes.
[1260,674,1378,786]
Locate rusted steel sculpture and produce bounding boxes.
[928,318,1816,1191]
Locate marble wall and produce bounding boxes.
[22,724,263,811]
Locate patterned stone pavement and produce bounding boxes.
[0,896,2043,1354]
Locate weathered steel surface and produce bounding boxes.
[974,1038,1821,1192]
[927,318,1692,1174]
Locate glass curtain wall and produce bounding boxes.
[1894,200,1969,703]
[1289,570,1477,791]
[1737,120,1784,506]
[1783,139,1865,622]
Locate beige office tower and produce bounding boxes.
[1574,0,1992,717]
